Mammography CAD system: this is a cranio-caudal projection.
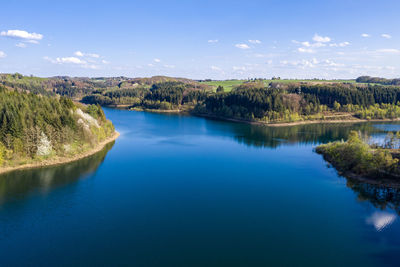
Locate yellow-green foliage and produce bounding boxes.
[0,142,5,166]
[316,131,399,178]
[354,104,400,119]
[89,120,114,143]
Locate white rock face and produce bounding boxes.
[37,132,52,156]
[75,109,100,128]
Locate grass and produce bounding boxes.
[200,80,246,92]
[201,79,357,92]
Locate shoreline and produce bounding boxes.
[103,106,400,127]
[0,131,120,175]
[317,149,400,188]
[193,113,400,127]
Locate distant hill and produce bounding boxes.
[0,73,209,100]
[356,76,400,86]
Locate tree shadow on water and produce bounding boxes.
[0,141,115,205]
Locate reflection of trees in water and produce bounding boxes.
[346,179,400,215]
[0,141,115,205]
[211,121,384,148]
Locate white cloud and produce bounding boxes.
[211,65,222,71]
[56,57,86,64]
[87,53,100,58]
[235,43,250,49]
[280,58,345,70]
[1,29,43,40]
[298,47,314,53]
[233,66,246,71]
[253,53,276,58]
[147,63,154,67]
[164,64,175,68]
[74,51,100,58]
[313,34,331,43]
[101,60,110,64]
[82,64,99,69]
[16,42,27,48]
[303,41,326,48]
[381,34,392,39]
[281,59,317,68]
[376,48,400,54]
[26,40,39,44]
[361,33,370,38]
[324,59,344,67]
[208,39,218,43]
[0,51,6,58]
[74,51,84,57]
[248,39,261,44]
[43,56,56,63]
[293,40,326,49]
[154,58,161,63]
[330,42,350,47]
[313,42,327,48]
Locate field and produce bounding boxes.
[200,80,246,92]
[201,79,356,92]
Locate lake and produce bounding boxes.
[1,108,400,266]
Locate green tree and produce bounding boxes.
[216,85,224,93]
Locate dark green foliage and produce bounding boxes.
[145,82,186,105]
[0,86,113,163]
[293,84,400,107]
[86,104,106,122]
[0,86,78,157]
[216,86,224,93]
[82,94,114,106]
[356,76,400,86]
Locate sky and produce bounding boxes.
[0,0,399,79]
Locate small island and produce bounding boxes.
[316,131,400,186]
[0,85,118,174]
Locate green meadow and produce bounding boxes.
[201,79,356,92]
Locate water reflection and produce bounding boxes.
[204,118,400,222]
[346,179,400,216]
[204,119,385,148]
[366,211,397,231]
[0,141,115,205]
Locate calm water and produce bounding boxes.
[1,109,400,266]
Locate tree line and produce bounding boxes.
[0,85,114,167]
[356,76,400,86]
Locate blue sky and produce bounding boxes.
[0,0,399,79]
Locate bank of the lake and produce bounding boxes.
[2,109,400,266]
[193,111,400,127]
[0,131,119,175]
[316,131,400,187]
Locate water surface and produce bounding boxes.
[1,109,400,266]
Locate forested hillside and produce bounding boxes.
[82,80,211,110]
[3,73,400,124]
[195,82,400,123]
[0,85,115,169]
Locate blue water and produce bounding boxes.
[1,108,400,266]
